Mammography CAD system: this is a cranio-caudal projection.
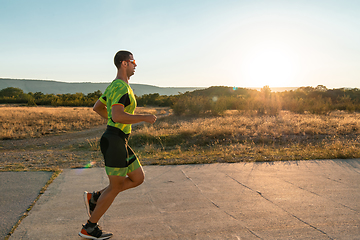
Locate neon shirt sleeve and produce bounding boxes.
[111,86,129,107]
[99,94,107,105]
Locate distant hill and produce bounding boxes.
[0,79,203,96]
[0,78,299,97]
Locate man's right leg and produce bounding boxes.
[79,176,125,239]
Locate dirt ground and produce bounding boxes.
[2,108,359,171]
[0,107,172,171]
[0,124,107,171]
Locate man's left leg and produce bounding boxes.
[79,166,144,239]
[89,166,144,223]
[84,158,143,217]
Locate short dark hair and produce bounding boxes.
[114,50,133,69]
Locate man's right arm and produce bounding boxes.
[112,105,156,124]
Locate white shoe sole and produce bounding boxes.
[78,232,112,239]
[83,191,91,218]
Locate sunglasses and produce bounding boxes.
[125,59,136,65]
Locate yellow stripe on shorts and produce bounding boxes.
[105,159,141,177]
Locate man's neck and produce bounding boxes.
[115,78,129,84]
[115,71,129,84]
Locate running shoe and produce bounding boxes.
[84,191,97,217]
[79,224,113,239]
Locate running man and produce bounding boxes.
[79,50,157,239]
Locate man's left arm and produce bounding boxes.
[93,100,108,120]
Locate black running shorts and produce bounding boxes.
[100,126,141,176]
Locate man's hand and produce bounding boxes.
[144,114,157,124]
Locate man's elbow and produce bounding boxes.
[112,112,129,123]
[110,112,119,123]
[93,101,104,113]
[93,107,100,115]
[112,116,122,123]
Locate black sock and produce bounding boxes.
[93,191,101,202]
[86,220,97,228]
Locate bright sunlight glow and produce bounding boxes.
[241,44,298,88]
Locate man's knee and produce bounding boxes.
[133,171,144,186]
[129,167,145,186]
[136,175,144,186]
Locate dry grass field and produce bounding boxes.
[0,106,105,139]
[129,110,360,165]
[0,105,159,140]
[0,105,359,171]
[0,105,163,171]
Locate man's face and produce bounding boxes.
[126,54,137,78]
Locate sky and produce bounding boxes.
[1,0,359,89]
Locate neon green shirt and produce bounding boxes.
[99,79,137,134]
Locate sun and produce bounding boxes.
[241,45,298,88]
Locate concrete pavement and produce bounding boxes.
[0,171,53,240]
[8,159,360,239]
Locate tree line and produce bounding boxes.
[171,85,360,115]
[0,87,103,107]
[1,85,359,115]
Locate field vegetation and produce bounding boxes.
[1,105,359,171]
[1,84,359,171]
[0,106,106,139]
[0,106,162,171]
[1,85,360,116]
[0,106,158,140]
[170,85,360,116]
[129,110,360,165]
[0,87,102,106]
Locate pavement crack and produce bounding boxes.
[144,184,180,238]
[146,168,174,182]
[257,191,334,240]
[145,190,164,214]
[180,169,220,209]
[282,179,359,213]
[226,174,334,240]
[181,170,262,239]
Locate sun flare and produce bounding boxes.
[241,45,298,88]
